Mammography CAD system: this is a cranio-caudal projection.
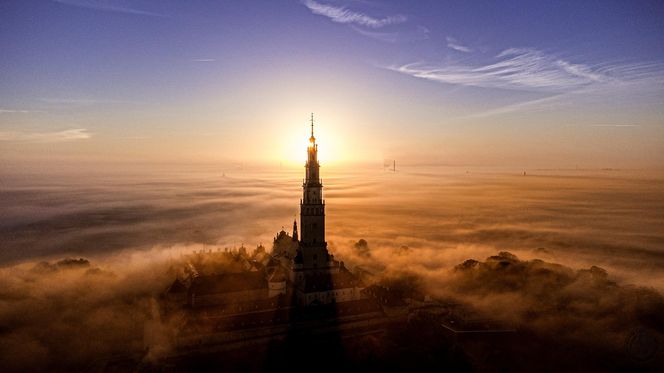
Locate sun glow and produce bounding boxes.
[277,119,344,166]
[281,134,335,166]
[268,110,380,167]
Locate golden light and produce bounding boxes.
[265,108,375,167]
[280,126,340,166]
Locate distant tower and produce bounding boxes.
[292,219,298,242]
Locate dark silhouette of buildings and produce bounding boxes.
[156,115,380,357]
[148,115,520,371]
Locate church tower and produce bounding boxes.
[296,114,335,271]
[300,113,325,247]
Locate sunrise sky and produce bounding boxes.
[1,0,663,168]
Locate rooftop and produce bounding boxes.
[190,272,266,295]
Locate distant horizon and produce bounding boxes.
[4,156,664,173]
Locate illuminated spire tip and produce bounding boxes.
[309,113,315,143]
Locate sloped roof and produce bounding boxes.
[190,272,266,295]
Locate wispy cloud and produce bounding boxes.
[302,0,406,28]
[53,0,167,17]
[0,129,91,143]
[351,25,429,43]
[555,59,602,82]
[392,48,609,92]
[392,48,664,93]
[590,124,641,127]
[0,109,32,114]
[446,36,472,53]
[454,94,567,120]
[192,58,216,62]
[39,97,125,106]
[391,48,664,119]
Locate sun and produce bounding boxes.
[281,125,339,166]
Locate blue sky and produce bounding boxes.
[1,0,663,167]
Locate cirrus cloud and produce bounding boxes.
[52,0,168,17]
[0,129,91,143]
[302,0,406,28]
[446,36,472,53]
[392,48,609,92]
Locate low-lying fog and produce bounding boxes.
[1,164,663,369]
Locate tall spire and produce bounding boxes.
[309,113,315,143]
